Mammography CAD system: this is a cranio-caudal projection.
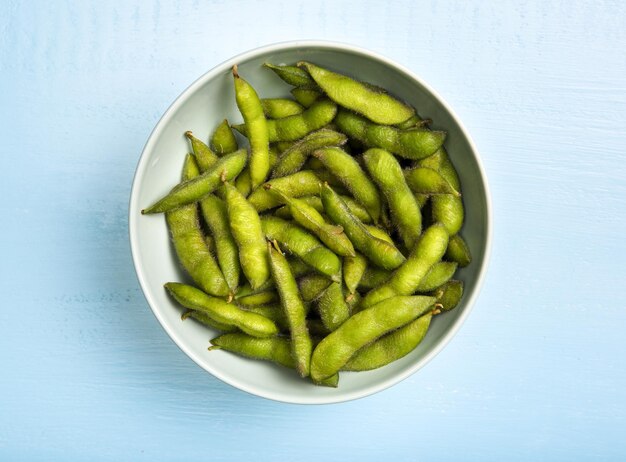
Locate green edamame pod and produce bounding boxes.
[265,185,355,257]
[240,304,288,331]
[334,109,445,160]
[291,87,322,108]
[210,119,238,156]
[184,131,219,171]
[234,146,280,198]
[343,252,367,294]
[271,129,348,178]
[313,147,382,223]
[236,291,278,306]
[357,266,392,291]
[222,181,270,289]
[404,167,461,196]
[235,257,311,300]
[415,261,458,292]
[233,65,270,190]
[210,332,338,387]
[395,114,424,130]
[363,225,394,244]
[248,170,322,212]
[307,319,331,338]
[200,195,241,292]
[264,63,316,87]
[165,283,278,337]
[298,274,332,302]
[418,148,461,190]
[321,184,405,270]
[274,194,373,224]
[142,149,247,214]
[343,313,432,372]
[298,62,414,125]
[310,295,436,381]
[363,148,422,248]
[261,98,304,118]
[361,223,449,308]
[182,309,237,333]
[261,216,342,282]
[165,155,229,297]
[432,280,464,311]
[445,234,472,267]
[316,281,351,331]
[234,99,338,142]
[268,244,313,377]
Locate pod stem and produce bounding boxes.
[232,64,239,78]
[208,345,221,351]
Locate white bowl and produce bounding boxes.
[129,40,492,404]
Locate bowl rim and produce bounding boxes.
[129,39,493,405]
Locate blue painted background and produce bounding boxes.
[1,1,625,460]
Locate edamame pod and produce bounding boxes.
[316,282,351,331]
[210,119,238,156]
[343,252,367,294]
[185,131,219,171]
[236,291,278,306]
[268,244,313,377]
[165,154,229,297]
[261,216,342,282]
[363,148,422,248]
[357,266,392,291]
[233,65,270,190]
[334,109,445,160]
[298,274,332,302]
[182,309,237,333]
[248,171,322,212]
[200,194,241,292]
[404,167,461,196]
[261,98,305,118]
[321,184,405,270]
[342,313,432,372]
[264,63,316,87]
[223,181,270,289]
[361,223,449,308]
[363,225,394,244]
[234,146,280,198]
[432,280,464,311]
[142,149,247,214]
[265,185,355,257]
[298,62,414,125]
[271,129,348,178]
[291,87,322,107]
[395,114,425,130]
[313,147,382,223]
[445,234,472,267]
[165,283,278,337]
[274,194,373,224]
[310,295,436,381]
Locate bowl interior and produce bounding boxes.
[129,42,491,404]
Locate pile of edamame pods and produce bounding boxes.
[143,61,471,387]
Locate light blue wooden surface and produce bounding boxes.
[1,1,625,460]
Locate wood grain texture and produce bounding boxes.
[1,0,625,460]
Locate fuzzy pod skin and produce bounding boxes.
[210,119,238,156]
[165,155,229,297]
[432,280,464,311]
[271,129,348,178]
[363,148,422,249]
[298,274,333,303]
[291,87,322,108]
[445,234,472,267]
[263,63,316,87]
[321,184,405,271]
[261,216,342,282]
[200,194,241,293]
[363,225,394,244]
[266,186,355,257]
[142,149,247,214]
[395,114,425,130]
[240,304,288,331]
[223,181,271,289]
[357,266,392,291]
[233,66,270,190]
[313,147,382,223]
[234,147,280,198]
[310,295,436,381]
[247,170,322,211]
[182,310,237,333]
[236,291,279,306]
[316,281,351,331]
[298,62,415,125]
[361,223,449,309]
[210,332,338,387]
[261,98,305,118]
[342,313,432,372]
[268,244,313,377]
[234,257,312,300]
[274,194,373,224]
[343,252,368,294]
[165,283,278,337]
[415,261,458,292]
[404,167,461,196]
[184,131,220,171]
[334,109,445,160]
